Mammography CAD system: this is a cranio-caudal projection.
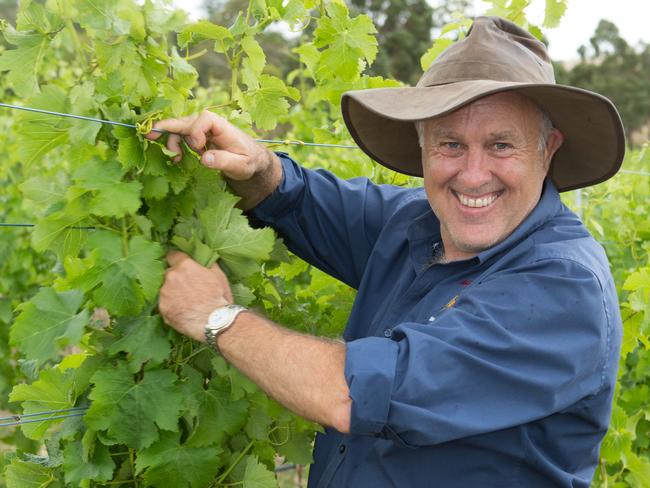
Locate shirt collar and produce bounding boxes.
[407,178,563,268]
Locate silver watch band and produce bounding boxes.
[204,304,247,354]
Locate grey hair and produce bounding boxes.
[415,105,555,153]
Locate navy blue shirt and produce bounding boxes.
[252,154,622,487]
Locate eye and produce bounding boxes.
[493,142,512,151]
[444,142,462,150]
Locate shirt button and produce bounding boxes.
[383,328,392,338]
[338,444,346,454]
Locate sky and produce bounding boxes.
[171,0,650,61]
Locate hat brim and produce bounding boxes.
[341,80,626,192]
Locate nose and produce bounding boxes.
[456,146,492,190]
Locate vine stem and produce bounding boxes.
[216,440,255,484]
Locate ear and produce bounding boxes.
[543,128,564,171]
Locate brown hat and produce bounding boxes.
[341,16,625,192]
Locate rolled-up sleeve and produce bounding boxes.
[251,153,417,289]
[344,257,616,447]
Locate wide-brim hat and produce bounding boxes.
[341,16,626,192]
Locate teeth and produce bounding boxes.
[457,192,498,208]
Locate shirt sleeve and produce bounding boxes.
[251,153,417,289]
[344,257,618,446]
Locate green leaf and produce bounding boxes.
[185,379,249,447]
[313,3,377,81]
[85,363,183,450]
[178,20,232,49]
[0,26,49,97]
[242,456,276,488]
[14,85,69,166]
[241,35,266,74]
[543,0,568,28]
[136,431,222,488]
[239,74,300,131]
[420,38,454,71]
[142,175,170,199]
[31,197,89,259]
[10,288,88,366]
[276,428,314,465]
[20,176,66,208]
[93,266,145,317]
[108,315,171,372]
[4,459,61,488]
[123,236,165,301]
[73,159,142,218]
[62,441,115,485]
[115,125,146,170]
[197,193,276,277]
[9,366,76,440]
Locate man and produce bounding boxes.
[148,17,624,487]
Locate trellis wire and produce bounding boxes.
[0,407,89,428]
[0,223,96,229]
[0,102,360,149]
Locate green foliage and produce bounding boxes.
[566,146,650,486]
[0,0,381,485]
[0,0,646,487]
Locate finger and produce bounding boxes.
[194,111,253,154]
[150,115,199,137]
[202,149,255,181]
[167,134,183,162]
[166,250,191,268]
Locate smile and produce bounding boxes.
[454,191,502,209]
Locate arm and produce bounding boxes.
[159,251,352,433]
[146,111,283,210]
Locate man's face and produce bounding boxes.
[421,92,563,262]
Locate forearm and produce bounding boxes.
[216,311,352,433]
[226,151,283,211]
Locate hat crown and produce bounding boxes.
[417,16,556,87]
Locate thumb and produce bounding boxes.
[202,150,255,181]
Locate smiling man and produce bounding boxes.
[149,17,625,488]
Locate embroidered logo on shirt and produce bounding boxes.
[445,295,459,309]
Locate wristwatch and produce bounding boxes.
[204,304,247,354]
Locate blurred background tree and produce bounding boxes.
[0,0,16,22]
[555,19,650,145]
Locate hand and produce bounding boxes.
[159,251,234,342]
[145,110,275,182]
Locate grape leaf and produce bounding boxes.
[72,159,142,218]
[185,378,249,448]
[136,431,222,488]
[543,0,568,28]
[62,441,115,485]
[9,366,76,440]
[242,456,276,488]
[241,35,266,74]
[14,85,70,166]
[4,459,62,488]
[31,197,89,259]
[0,26,49,97]
[200,193,272,255]
[239,74,300,130]
[108,315,171,372]
[313,3,377,81]
[10,288,89,367]
[85,363,183,450]
[177,19,233,49]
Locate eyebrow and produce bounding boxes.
[487,130,517,140]
[429,127,461,140]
